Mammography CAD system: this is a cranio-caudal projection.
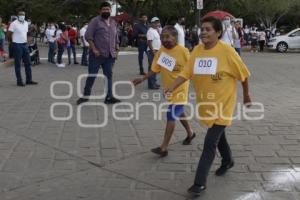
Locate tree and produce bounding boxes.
[117,0,149,18]
[240,0,296,28]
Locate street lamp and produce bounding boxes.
[196,0,203,27]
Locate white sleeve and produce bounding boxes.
[8,22,15,32]
[80,29,84,37]
[147,30,154,41]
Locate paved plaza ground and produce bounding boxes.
[0,48,299,200]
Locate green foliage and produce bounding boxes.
[0,0,299,28]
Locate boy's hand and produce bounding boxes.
[164,87,173,98]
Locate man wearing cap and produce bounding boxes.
[146,17,161,90]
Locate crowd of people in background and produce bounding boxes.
[0,12,290,65]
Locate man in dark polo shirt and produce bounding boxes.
[133,13,148,75]
[77,1,121,105]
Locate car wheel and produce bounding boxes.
[276,42,288,53]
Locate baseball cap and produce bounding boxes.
[150,17,160,23]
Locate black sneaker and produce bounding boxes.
[187,184,206,195]
[77,98,89,105]
[104,97,121,104]
[17,82,25,87]
[215,161,234,176]
[26,81,38,85]
[151,147,168,157]
[182,133,196,145]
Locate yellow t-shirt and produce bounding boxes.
[151,45,190,104]
[180,41,251,128]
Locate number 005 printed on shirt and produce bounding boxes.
[193,57,218,75]
[157,52,176,72]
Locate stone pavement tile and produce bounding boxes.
[0,168,186,200]
[0,129,93,193]
[104,148,264,198]
[291,158,300,164]
[260,192,300,200]
[248,164,293,172]
[259,136,299,145]
[276,150,300,157]
[256,157,291,164]
[262,182,295,192]
[1,50,300,199]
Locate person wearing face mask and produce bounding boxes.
[132,25,196,157]
[174,16,186,47]
[45,21,57,64]
[146,17,161,90]
[221,16,237,47]
[7,10,38,86]
[80,22,89,66]
[164,17,251,195]
[77,1,121,105]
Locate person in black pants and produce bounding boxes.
[7,10,38,86]
[165,17,252,195]
[133,13,149,75]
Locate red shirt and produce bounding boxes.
[68,28,77,44]
[57,31,68,44]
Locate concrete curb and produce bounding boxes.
[0,59,14,68]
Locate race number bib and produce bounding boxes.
[193,57,218,75]
[157,52,176,72]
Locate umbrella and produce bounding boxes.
[114,12,132,22]
[202,10,235,20]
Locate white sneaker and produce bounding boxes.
[56,63,65,68]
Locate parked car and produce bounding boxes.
[267,28,300,52]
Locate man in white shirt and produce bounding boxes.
[45,21,56,64]
[146,17,161,89]
[221,16,237,47]
[7,10,37,86]
[174,17,185,47]
[80,23,89,66]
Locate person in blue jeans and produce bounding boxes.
[45,22,57,64]
[133,13,148,75]
[56,24,68,67]
[7,10,37,86]
[77,2,121,105]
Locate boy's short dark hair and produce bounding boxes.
[100,1,111,9]
[201,16,223,39]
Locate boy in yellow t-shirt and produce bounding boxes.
[133,26,195,157]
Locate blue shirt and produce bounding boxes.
[133,22,148,45]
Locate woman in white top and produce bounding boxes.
[233,21,243,55]
[257,28,266,52]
